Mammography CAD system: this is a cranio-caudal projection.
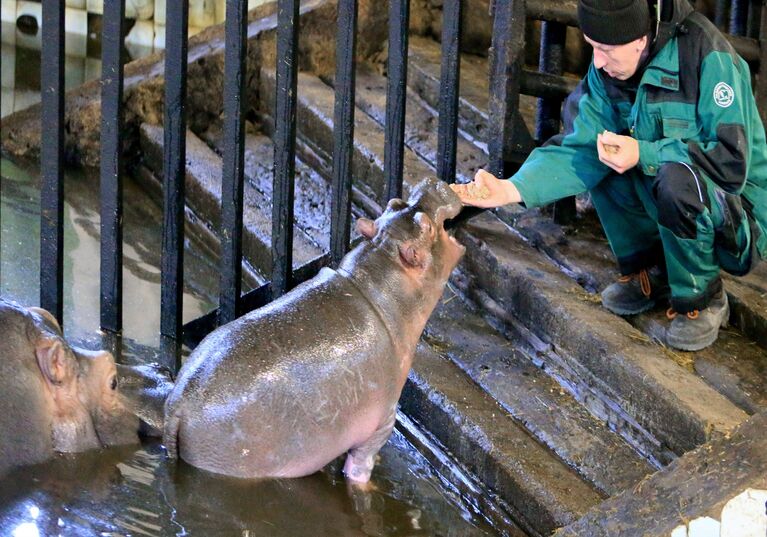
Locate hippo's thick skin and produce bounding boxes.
[164,178,465,482]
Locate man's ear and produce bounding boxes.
[355,218,377,240]
[399,242,426,268]
[35,338,73,385]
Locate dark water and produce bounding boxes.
[0,432,493,537]
[0,159,498,536]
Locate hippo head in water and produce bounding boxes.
[0,300,139,476]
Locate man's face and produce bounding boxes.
[584,34,648,80]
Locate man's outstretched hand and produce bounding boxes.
[450,169,522,208]
[597,130,640,174]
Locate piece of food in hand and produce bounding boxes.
[603,143,620,154]
[466,182,490,200]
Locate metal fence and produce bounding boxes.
[30,0,767,371]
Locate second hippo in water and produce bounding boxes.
[164,178,465,483]
[0,300,140,478]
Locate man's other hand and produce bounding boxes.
[597,130,640,174]
[450,169,521,208]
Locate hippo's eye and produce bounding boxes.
[109,376,118,391]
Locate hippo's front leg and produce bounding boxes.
[343,406,397,483]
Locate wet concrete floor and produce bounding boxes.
[0,157,499,536]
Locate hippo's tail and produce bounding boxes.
[162,405,181,460]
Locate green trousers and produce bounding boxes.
[590,162,756,313]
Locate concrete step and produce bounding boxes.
[404,334,604,536]
[426,286,655,497]
[197,124,366,252]
[554,411,767,537]
[405,35,576,150]
[454,213,748,462]
[139,123,323,277]
[352,67,486,184]
[509,209,767,416]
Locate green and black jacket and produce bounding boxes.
[510,0,767,258]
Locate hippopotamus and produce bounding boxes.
[164,177,465,482]
[0,300,139,477]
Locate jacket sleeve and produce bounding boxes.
[637,50,755,194]
[509,64,619,208]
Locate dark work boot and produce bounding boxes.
[666,291,729,351]
[601,267,670,315]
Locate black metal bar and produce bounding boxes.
[99,0,126,335]
[730,0,749,36]
[715,0,728,30]
[330,0,358,267]
[521,70,578,100]
[487,0,525,178]
[747,0,761,39]
[40,0,66,324]
[384,0,410,201]
[184,251,333,348]
[537,20,576,224]
[755,0,767,126]
[527,0,578,26]
[535,21,565,143]
[161,0,189,369]
[219,0,249,325]
[272,0,300,298]
[437,0,463,185]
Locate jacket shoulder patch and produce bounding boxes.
[714,82,735,108]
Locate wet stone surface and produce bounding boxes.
[0,433,495,537]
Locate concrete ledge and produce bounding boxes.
[425,287,655,496]
[554,411,767,536]
[402,340,604,536]
[456,213,748,459]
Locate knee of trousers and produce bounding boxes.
[652,162,710,239]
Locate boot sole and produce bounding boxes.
[666,298,731,352]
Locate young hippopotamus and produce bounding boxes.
[164,177,465,483]
[0,300,139,477]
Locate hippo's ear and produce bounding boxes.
[355,218,377,240]
[35,338,74,385]
[399,242,426,268]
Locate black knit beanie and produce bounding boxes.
[578,0,651,45]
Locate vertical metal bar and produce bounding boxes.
[330,0,358,267]
[535,21,564,143]
[219,0,249,325]
[100,0,126,336]
[40,0,65,324]
[755,0,767,127]
[730,0,749,35]
[272,0,299,298]
[384,0,410,201]
[537,20,575,224]
[747,0,761,39]
[487,0,525,179]
[161,0,189,369]
[437,0,462,185]
[272,0,300,298]
[715,0,728,30]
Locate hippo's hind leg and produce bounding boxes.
[343,407,396,483]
